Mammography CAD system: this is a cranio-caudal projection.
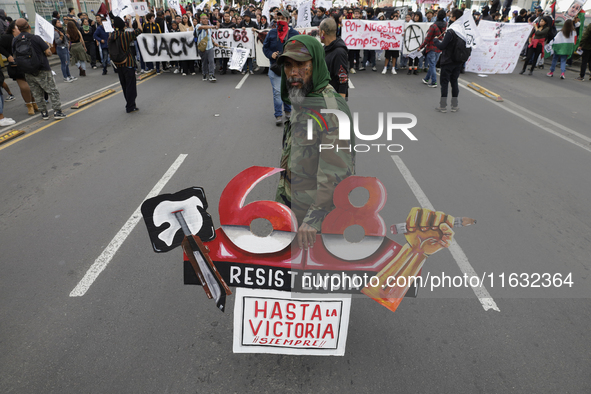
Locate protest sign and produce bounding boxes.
[402,22,431,54]
[168,0,182,15]
[465,21,531,74]
[133,2,149,16]
[229,48,249,70]
[296,1,312,28]
[233,288,351,356]
[137,30,256,62]
[103,20,114,33]
[112,0,134,17]
[317,0,332,9]
[35,13,54,44]
[342,20,404,50]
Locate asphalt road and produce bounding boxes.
[1,58,590,393]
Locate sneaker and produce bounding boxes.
[413,69,419,75]
[0,117,16,126]
[249,70,254,75]
[560,73,565,79]
[126,107,139,113]
[254,67,260,72]
[182,72,187,76]
[546,71,553,77]
[358,66,366,71]
[407,69,412,75]
[191,72,196,76]
[422,78,429,84]
[173,69,179,74]
[53,110,66,119]
[209,75,217,82]
[575,76,584,80]
[6,94,15,101]
[382,67,387,75]
[451,106,459,112]
[285,111,291,119]
[435,106,447,113]
[350,68,356,74]
[276,116,283,126]
[156,70,162,74]
[428,83,438,88]
[92,66,97,69]
[202,75,207,81]
[40,111,49,120]
[64,78,73,83]
[372,66,377,71]
[391,68,397,75]
[241,71,246,75]
[70,76,78,81]
[102,70,108,75]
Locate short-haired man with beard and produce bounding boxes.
[274,35,355,249]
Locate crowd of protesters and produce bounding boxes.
[1,1,590,124]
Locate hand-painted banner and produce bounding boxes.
[402,22,431,54]
[465,21,531,74]
[229,48,249,70]
[137,29,255,62]
[233,288,351,356]
[342,20,405,50]
[296,1,312,28]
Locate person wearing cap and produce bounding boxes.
[239,11,258,74]
[275,35,355,249]
[263,9,299,126]
[109,12,142,113]
[319,17,349,98]
[13,18,66,120]
[473,11,482,25]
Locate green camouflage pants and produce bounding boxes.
[25,70,62,112]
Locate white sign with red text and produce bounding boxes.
[342,20,405,50]
[233,288,351,356]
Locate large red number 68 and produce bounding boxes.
[219,166,297,254]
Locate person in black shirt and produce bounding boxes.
[239,12,257,74]
[220,12,236,74]
[320,17,349,98]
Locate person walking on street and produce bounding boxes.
[575,22,591,81]
[195,13,220,82]
[262,9,299,126]
[67,21,90,77]
[418,9,447,87]
[547,20,576,79]
[109,13,142,113]
[53,18,77,82]
[319,17,349,98]
[94,15,110,75]
[80,18,97,69]
[434,9,466,113]
[13,18,66,120]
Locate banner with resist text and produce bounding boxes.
[137,29,255,62]
[342,20,405,50]
[465,21,531,74]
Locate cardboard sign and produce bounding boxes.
[342,20,404,50]
[233,288,351,356]
[133,2,149,16]
[229,47,249,70]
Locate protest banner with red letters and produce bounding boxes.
[233,289,351,356]
[342,20,405,50]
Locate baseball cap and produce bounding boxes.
[277,39,312,65]
[278,9,290,19]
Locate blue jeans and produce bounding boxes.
[99,47,110,71]
[362,50,376,67]
[268,69,291,117]
[56,46,71,79]
[242,58,253,72]
[425,51,441,83]
[550,54,567,74]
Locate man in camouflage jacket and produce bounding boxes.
[275,35,355,250]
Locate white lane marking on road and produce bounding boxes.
[6,82,121,130]
[391,155,500,312]
[458,79,591,154]
[348,79,355,89]
[69,154,188,297]
[235,74,249,89]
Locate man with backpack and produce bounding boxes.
[13,18,66,120]
[108,13,143,113]
[434,9,471,113]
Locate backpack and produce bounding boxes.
[452,34,472,63]
[108,33,127,64]
[13,33,42,76]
